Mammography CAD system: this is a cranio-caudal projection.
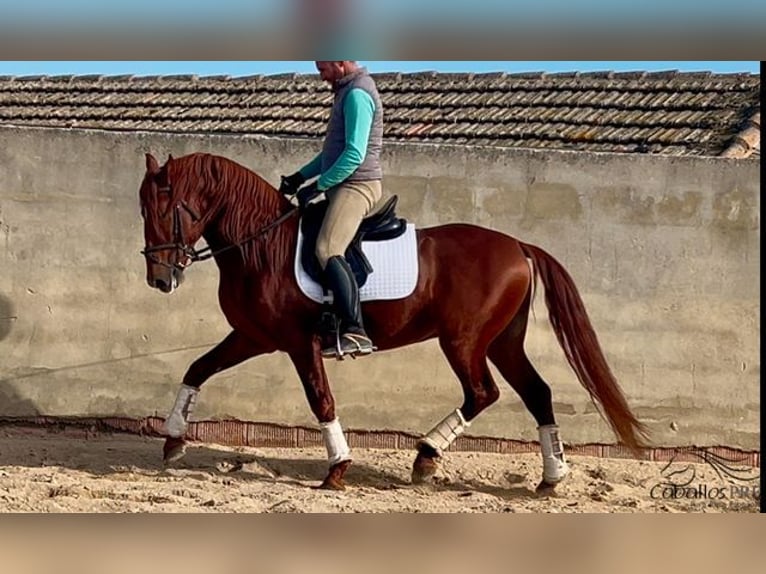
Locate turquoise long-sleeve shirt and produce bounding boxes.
[298,88,376,191]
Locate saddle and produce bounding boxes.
[299,195,408,289]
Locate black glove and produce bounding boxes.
[295,182,320,209]
[279,172,306,198]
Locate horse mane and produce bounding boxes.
[168,152,293,273]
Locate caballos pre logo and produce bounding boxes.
[650,446,760,501]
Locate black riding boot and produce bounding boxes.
[321,255,375,358]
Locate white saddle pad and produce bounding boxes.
[295,223,419,303]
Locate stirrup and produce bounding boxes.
[321,332,376,360]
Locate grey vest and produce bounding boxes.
[321,68,383,182]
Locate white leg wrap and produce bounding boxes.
[539,424,570,484]
[320,418,352,467]
[162,384,199,438]
[419,408,470,456]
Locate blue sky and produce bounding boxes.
[0,61,759,78]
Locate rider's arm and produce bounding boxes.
[317,88,376,191]
[298,153,323,180]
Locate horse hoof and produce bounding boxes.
[317,478,346,491]
[535,479,561,494]
[317,460,351,490]
[536,462,570,492]
[163,437,187,464]
[411,454,439,484]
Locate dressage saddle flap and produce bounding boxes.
[360,195,398,231]
[299,194,408,290]
[359,195,407,241]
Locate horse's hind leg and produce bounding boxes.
[487,294,570,489]
[162,330,275,463]
[412,338,500,484]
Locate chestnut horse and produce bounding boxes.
[139,151,648,491]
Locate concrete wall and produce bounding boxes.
[0,126,759,450]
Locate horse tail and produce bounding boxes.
[519,241,650,453]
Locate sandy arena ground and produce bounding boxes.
[0,427,759,513]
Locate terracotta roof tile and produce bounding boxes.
[0,70,759,157]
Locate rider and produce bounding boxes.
[280,61,384,359]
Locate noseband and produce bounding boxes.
[141,186,298,269]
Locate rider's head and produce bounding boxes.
[315,61,358,85]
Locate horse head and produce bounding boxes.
[139,153,206,293]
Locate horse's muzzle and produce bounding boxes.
[148,268,184,293]
[151,277,174,293]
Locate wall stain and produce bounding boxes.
[0,294,15,341]
[712,186,759,230]
[526,182,583,220]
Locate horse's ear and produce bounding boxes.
[167,153,174,162]
[145,153,160,174]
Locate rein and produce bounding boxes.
[191,206,299,263]
[142,197,299,269]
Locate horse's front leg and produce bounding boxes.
[288,341,351,491]
[162,330,275,463]
[412,409,471,484]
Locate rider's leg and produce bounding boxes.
[316,180,382,357]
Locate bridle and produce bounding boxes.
[141,195,203,270]
[141,184,299,270]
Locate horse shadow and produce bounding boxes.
[189,440,542,500]
[176,445,538,500]
[0,430,537,500]
[0,431,404,488]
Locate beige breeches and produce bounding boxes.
[315,179,383,269]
